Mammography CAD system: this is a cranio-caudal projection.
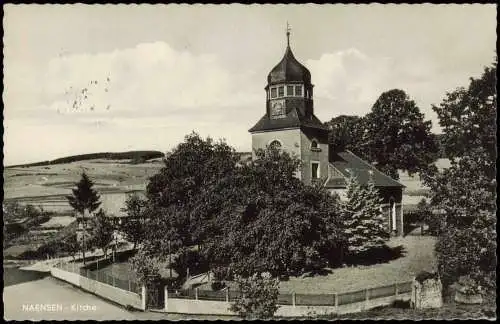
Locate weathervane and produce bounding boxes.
[286,21,291,46]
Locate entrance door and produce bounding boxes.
[146,283,165,310]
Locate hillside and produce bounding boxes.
[6,150,165,168]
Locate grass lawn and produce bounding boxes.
[319,300,496,320]
[279,235,437,294]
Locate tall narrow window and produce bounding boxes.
[278,86,284,97]
[270,88,277,98]
[287,85,294,96]
[295,85,302,97]
[389,197,396,231]
[311,162,320,179]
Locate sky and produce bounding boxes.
[3,4,497,166]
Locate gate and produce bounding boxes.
[146,283,165,309]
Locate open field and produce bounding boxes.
[3,158,164,216]
[39,216,75,228]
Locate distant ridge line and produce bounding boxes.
[5,151,165,168]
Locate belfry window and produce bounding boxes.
[295,85,302,97]
[270,88,277,99]
[278,86,284,97]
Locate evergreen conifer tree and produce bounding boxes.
[66,172,102,214]
[341,172,388,257]
[66,172,102,263]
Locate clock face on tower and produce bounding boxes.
[270,99,286,119]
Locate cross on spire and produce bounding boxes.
[286,21,291,47]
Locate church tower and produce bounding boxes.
[249,25,330,185]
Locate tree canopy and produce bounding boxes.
[66,172,102,215]
[136,132,346,279]
[325,115,365,154]
[89,209,114,258]
[120,193,148,250]
[432,63,496,163]
[422,63,497,292]
[362,89,439,180]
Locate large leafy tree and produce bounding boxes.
[196,147,344,277]
[120,193,147,250]
[325,115,366,154]
[341,173,389,257]
[432,63,496,163]
[143,132,239,255]
[422,63,497,292]
[137,134,344,280]
[362,89,439,180]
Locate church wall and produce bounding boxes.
[251,129,303,178]
[299,129,329,186]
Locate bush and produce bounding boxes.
[229,272,280,319]
[170,249,209,280]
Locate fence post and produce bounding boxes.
[365,288,370,309]
[128,279,131,292]
[141,285,146,311]
[164,285,168,312]
[226,288,229,303]
[195,287,198,300]
[292,291,296,307]
[395,283,399,296]
[334,293,338,312]
[87,269,90,278]
[113,275,116,288]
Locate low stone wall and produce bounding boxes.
[165,293,411,317]
[80,276,143,310]
[50,266,144,310]
[50,267,80,286]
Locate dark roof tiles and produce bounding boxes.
[326,151,405,188]
[267,46,311,85]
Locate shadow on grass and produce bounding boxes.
[342,245,407,267]
[404,222,423,236]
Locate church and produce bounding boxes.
[249,29,405,237]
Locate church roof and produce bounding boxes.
[248,106,329,133]
[267,45,311,85]
[324,150,405,188]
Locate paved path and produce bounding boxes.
[3,277,232,321]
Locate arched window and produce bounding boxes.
[269,140,282,150]
[311,140,318,149]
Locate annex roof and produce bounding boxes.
[324,150,405,188]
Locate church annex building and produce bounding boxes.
[249,31,405,237]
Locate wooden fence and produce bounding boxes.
[168,281,413,307]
